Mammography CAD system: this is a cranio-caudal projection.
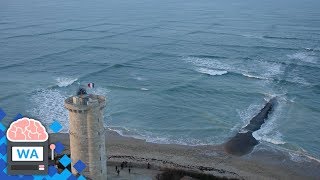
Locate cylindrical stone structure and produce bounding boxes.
[64,94,107,180]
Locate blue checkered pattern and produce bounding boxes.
[13,113,23,121]
[59,155,71,167]
[0,131,5,142]
[0,144,6,156]
[54,142,65,154]
[0,108,88,180]
[48,166,57,177]
[0,109,6,121]
[59,169,71,179]
[0,123,5,132]
[49,120,63,133]
[67,174,77,180]
[78,175,86,180]
[73,160,86,173]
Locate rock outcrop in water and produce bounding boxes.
[224,98,276,156]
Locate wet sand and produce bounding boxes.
[50,131,320,180]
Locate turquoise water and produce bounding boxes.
[0,0,320,159]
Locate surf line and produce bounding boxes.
[224,98,276,156]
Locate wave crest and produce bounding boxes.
[242,73,269,80]
[197,68,228,76]
[55,77,78,87]
[27,89,69,133]
[287,52,318,64]
[252,97,286,145]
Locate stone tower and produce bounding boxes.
[64,93,107,179]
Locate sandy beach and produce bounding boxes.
[49,130,320,180]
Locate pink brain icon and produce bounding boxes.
[7,117,48,142]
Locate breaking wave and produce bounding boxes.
[107,126,219,146]
[288,52,318,64]
[242,73,269,80]
[252,97,286,145]
[197,67,228,76]
[184,56,283,80]
[27,89,69,133]
[55,77,78,87]
[184,56,231,71]
[27,86,111,132]
[236,102,266,131]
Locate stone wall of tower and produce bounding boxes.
[65,95,107,180]
[87,98,107,179]
[67,108,90,176]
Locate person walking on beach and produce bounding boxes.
[117,169,120,176]
[128,167,131,174]
[115,166,118,172]
[147,162,150,169]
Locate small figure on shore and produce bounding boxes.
[117,169,120,176]
[115,166,118,172]
[147,162,150,169]
[128,167,131,173]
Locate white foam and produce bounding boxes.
[55,77,78,87]
[287,150,320,163]
[184,56,231,71]
[239,129,249,133]
[242,73,269,80]
[242,34,264,39]
[130,72,147,81]
[236,102,265,129]
[305,154,320,164]
[27,89,69,133]
[253,140,320,164]
[88,87,110,97]
[289,152,308,162]
[286,149,320,164]
[135,76,146,81]
[260,61,284,78]
[140,88,149,91]
[263,93,279,102]
[184,56,284,80]
[108,126,138,138]
[287,52,318,64]
[197,67,228,76]
[252,97,286,145]
[254,132,286,145]
[141,135,210,146]
[289,76,311,86]
[108,126,216,146]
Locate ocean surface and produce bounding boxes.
[0,0,320,160]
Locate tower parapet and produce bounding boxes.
[64,94,107,179]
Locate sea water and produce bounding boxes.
[0,0,319,159]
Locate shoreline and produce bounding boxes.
[50,130,320,180]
